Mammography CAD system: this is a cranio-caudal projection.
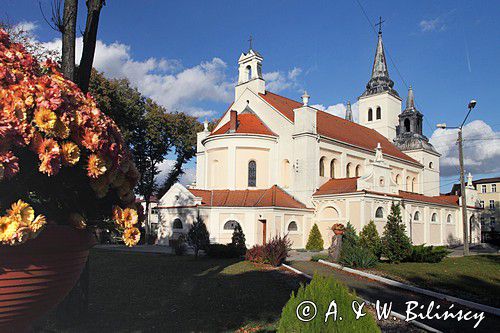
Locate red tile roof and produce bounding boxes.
[313,178,459,207]
[210,113,276,136]
[259,91,419,165]
[188,185,308,209]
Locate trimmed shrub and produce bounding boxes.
[339,243,377,268]
[343,221,359,247]
[231,223,247,255]
[310,253,330,262]
[245,245,265,263]
[381,204,412,263]
[359,220,382,259]
[207,244,240,258]
[277,275,381,332]
[187,219,210,258]
[405,244,451,263]
[264,234,292,267]
[306,224,324,251]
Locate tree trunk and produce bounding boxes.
[76,0,105,93]
[61,0,78,80]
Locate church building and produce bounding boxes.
[155,30,481,248]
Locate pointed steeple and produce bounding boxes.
[345,101,353,121]
[406,86,415,111]
[360,31,399,98]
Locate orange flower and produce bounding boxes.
[112,206,123,225]
[82,130,100,151]
[69,213,87,229]
[34,106,57,132]
[0,163,4,181]
[87,154,107,178]
[0,216,19,244]
[122,227,140,247]
[7,200,34,226]
[39,152,61,176]
[122,208,138,228]
[30,215,46,233]
[51,118,70,139]
[61,141,80,166]
[37,138,60,156]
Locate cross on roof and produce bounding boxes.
[375,16,385,35]
[248,34,253,50]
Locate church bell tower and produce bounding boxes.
[235,40,265,100]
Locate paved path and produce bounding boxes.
[291,261,499,333]
[94,244,196,255]
[448,243,499,257]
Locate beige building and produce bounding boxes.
[155,32,481,249]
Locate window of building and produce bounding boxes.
[346,163,352,178]
[480,201,484,209]
[368,108,373,121]
[248,160,256,187]
[287,221,298,232]
[151,208,158,215]
[447,214,452,223]
[379,177,385,186]
[246,65,252,81]
[223,220,240,230]
[482,185,487,193]
[490,200,495,210]
[172,218,183,230]
[429,162,433,169]
[376,107,381,120]
[493,184,497,193]
[414,211,420,221]
[404,118,410,132]
[355,164,361,177]
[375,207,384,218]
[412,177,416,192]
[431,213,437,223]
[330,159,336,179]
[319,157,326,177]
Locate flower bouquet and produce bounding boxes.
[0,29,140,331]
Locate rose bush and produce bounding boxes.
[0,29,140,246]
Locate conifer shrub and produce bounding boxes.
[277,275,381,333]
[310,253,330,262]
[381,204,412,263]
[231,223,247,255]
[342,221,359,246]
[359,220,382,259]
[187,219,210,258]
[339,243,377,268]
[405,244,451,263]
[306,224,324,251]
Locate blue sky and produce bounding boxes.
[3,0,499,190]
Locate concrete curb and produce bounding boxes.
[318,259,500,317]
[281,263,442,332]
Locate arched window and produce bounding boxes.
[375,207,384,218]
[406,176,411,191]
[246,65,252,81]
[330,159,336,179]
[248,160,256,187]
[376,107,381,120]
[172,218,183,229]
[368,108,373,121]
[447,214,452,223]
[414,211,420,221]
[404,118,411,132]
[411,177,416,192]
[379,177,385,186]
[431,213,437,223]
[287,221,298,232]
[346,163,352,178]
[281,159,290,188]
[429,162,433,169]
[319,157,326,177]
[223,220,240,230]
[395,174,402,187]
[355,164,361,177]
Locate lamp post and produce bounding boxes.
[437,99,476,256]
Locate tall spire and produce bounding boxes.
[345,101,353,121]
[406,85,415,111]
[360,27,399,98]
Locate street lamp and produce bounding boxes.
[436,99,477,256]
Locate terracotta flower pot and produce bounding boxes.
[0,225,95,333]
[333,229,344,235]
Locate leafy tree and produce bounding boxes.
[359,220,382,259]
[187,219,210,258]
[231,223,247,255]
[342,221,359,247]
[306,224,324,251]
[381,204,412,263]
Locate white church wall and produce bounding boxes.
[358,91,402,142]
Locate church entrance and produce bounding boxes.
[259,219,267,244]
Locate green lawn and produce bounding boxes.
[36,249,301,332]
[370,255,500,307]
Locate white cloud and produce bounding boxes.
[13,21,38,33]
[156,160,196,186]
[312,101,359,122]
[430,120,500,177]
[419,18,445,32]
[264,67,302,92]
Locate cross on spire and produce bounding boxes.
[248,34,253,51]
[375,16,385,35]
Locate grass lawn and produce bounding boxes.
[36,249,301,332]
[370,255,500,307]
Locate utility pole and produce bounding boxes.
[437,99,476,256]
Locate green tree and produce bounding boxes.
[187,219,210,258]
[231,223,247,255]
[381,204,412,263]
[306,224,324,251]
[342,221,359,247]
[359,220,382,259]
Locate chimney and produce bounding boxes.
[229,110,238,132]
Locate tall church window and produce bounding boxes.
[368,108,373,121]
[376,107,381,120]
[411,177,416,192]
[248,160,256,187]
[404,118,411,132]
[246,65,252,81]
[330,159,336,178]
[346,163,352,178]
[406,176,411,191]
[224,220,240,230]
[431,213,438,223]
[414,211,420,221]
[319,157,326,177]
[287,221,298,232]
[172,218,183,230]
[355,164,361,177]
[375,207,384,218]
